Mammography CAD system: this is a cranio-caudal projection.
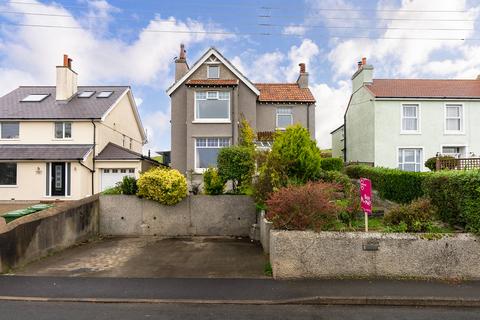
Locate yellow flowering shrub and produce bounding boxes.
[137,167,187,205]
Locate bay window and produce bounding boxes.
[195,137,230,170]
[195,91,230,122]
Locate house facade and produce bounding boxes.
[330,124,344,160]
[0,55,155,200]
[340,58,480,171]
[167,45,316,174]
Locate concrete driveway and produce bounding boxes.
[12,237,268,278]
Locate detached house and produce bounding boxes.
[0,55,155,200]
[167,45,316,174]
[335,58,480,171]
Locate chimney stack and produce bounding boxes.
[174,44,189,81]
[351,56,373,92]
[297,63,309,89]
[56,54,78,102]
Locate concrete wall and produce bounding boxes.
[270,231,480,280]
[374,99,480,171]
[345,87,375,163]
[99,194,256,237]
[331,126,344,159]
[259,210,272,254]
[0,194,99,272]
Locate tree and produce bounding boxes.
[238,114,255,151]
[217,146,255,193]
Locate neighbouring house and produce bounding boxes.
[167,44,316,174]
[330,124,344,160]
[0,55,156,200]
[337,57,480,172]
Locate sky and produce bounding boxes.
[0,0,479,153]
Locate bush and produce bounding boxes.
[384,198,436,232]
[423,170,480,232]
[217,146,254,193]
[265,182,341,231]
[344,165,426,203]
[117,175,138,195]
[254,125,321,203]
[424,156,456,171]
[320,157,343,171]
[102,186,121,195]
[137,167,187,205]
[203,167,225,195]
[238,115,255,150]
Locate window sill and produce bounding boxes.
[444,132,465,135]
[0,185,18,188]
[52,138,73,141]
[0,138,20,141]
[192,120,231,124]
[400,131,421,135]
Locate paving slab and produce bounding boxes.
[12,236,267,278]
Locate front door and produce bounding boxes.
[51,162,66,196]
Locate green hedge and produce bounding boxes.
[344,165,426,204]
[320,158,343,171]
[423,170,480,232]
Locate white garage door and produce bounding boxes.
[101,168,135,191]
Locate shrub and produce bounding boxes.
[217,146,255,193]
[423,170,480,232]
[238,115,255,150]
[102,186,121,195]
[203,167,225,195]
[344,165,426,203]
[424,156,456,171]
[265,182,341,231]
[117,175,138,195]
[137,167,187,205]
[254,125,321,203]
[384,198,437,232]
[320,157,343,171]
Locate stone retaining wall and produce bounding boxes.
[0,195,99,273]
[99,195,256,237]
[270,230,480,280]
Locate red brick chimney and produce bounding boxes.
[174,44,189,81]
[297,63,308,89]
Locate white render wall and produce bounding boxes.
[374,99,480,171]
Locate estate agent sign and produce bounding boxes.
[360,178,372,232]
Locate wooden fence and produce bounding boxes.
[436,157,480,171]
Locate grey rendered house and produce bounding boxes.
[330,124,344,160]
[336,58,480,171]
[167,45,316,174]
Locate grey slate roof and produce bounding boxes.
[0,86,129,119]
[0,144,93,160]
[95,142,144,160]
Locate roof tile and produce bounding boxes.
[254,83,316,103]
[186,79,239,86]
[366,79,480,98]
[0,144,93,160]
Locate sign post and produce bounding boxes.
[360,178,372,232]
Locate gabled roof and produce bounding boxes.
[0,144,93,160]
[166,47,260,96]
[255,83,316,103]
[366,79,480,99]
[95,142,145,160]
[0,86,129,119]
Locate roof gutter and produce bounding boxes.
[91,119,97,195]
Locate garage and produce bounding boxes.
[100,168,135,191]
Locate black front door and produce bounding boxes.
[51,162,66,196]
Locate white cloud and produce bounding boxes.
[134,96,143,107]
[310,80,351,149]
[282,25,307,36]
[143,109,171,152]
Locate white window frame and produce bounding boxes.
[400,103,421,134]
[444,103,464,135]
[0,122,20,140]
[276,107,293,130]
[54,122,72,140]
[207,65,220,79]
[194,91,231,123]
[440,144,468,158]
[194,137,231,172]
[397,147,424,172]
[0,162,17,187]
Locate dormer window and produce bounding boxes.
[97,91,113,98]
[78,91,95,98]
[207,65,220,79]
[21,94,49,102]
